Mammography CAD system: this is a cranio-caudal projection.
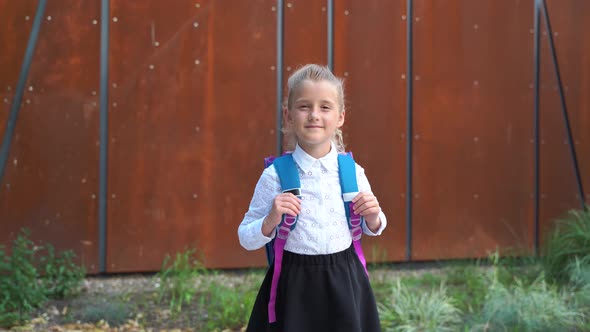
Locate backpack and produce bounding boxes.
[263,151,368,323]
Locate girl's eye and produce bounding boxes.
[299,105,310,110]
[321,105,331,111]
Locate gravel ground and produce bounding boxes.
[81,264,445,292]
[2,265,451,331]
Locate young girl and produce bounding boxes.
[238,64,387,332]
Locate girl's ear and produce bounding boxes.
[337,110,345,128]
[283,106,292,124]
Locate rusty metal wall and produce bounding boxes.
[334,0,408,262]
[410,0,536,260]
[538,0,590,243]
[281,0,328,153]
[0,0,101,273]
[106,0,277,271]
[283,0,327,74]
[0,0,589,272]
[0,1,35,137]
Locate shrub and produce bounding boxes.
[0,229,46,327]
[203,280,257,331]
[474,276,584,331]
[39,243,86,298]
[157,247,206,313]
[542,208,590,284]
[0,229,85,327]
[378,280,462,332]
[75,297,133,326]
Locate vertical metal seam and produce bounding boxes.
[276,0,284,156]
[540,0,586,210]
[327,0,334,70]
[98,0,110,273]
[406,0,413,262]
[533,0,541,255]
[0,0,47,185]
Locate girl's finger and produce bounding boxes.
[354,197,378,214]
[281,199,301,211]
[278,202,301,216]
[352,192,366,203]
[279,194,301,205]
[359,206,380,217]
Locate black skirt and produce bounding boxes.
[246,245,381,332]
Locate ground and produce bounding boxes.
[2,266,444,332]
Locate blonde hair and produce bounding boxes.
[282,64,346,153]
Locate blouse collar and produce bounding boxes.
[292,142,339,174]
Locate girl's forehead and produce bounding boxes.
[293,80,339,101]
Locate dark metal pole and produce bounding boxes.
[99,0,110,273]
[276,0,284,155]
[327,0,334,70]
[0,0,47,185]
[533,0,541,255]
[406,0,414,262]
[540,0,586,210]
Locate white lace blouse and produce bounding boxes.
[238,144,387,255]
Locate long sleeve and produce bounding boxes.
[238,166,280,250]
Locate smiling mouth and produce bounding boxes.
[305,126,323,128]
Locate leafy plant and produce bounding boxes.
[444,264,487,314]
[157,247,206,313]
[0,229,46,327]
[75,297,132,326]
[0,228,87,328]
[203,280,256,331]
[474,276,584,331]
[542,208,590,284]
[567,257,590,317]
[39,243,86,299]
[472,250,586,332]
[567,257,590,288]
[378,280,462,332]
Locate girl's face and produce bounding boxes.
[285,80,344,157]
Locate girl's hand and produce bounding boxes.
[352,192,382,232]
[262,193,301,237]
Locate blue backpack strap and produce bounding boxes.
[338,153,368,275]
[264,153,301,323]
[338,152,359,194]
[263,156,276,265]
[272,154,301,199]
[263,154,302,265]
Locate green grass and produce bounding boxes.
[73,297,133,326]
[7,207,590,330]
[378,279,462,332]
[473,277,584,331]
[542,208,590,284]
[156,246,206,313]
[0,229,84,328]
[202,279,257,331]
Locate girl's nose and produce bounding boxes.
[308,107,320,120]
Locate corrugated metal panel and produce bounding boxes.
[106,0,277,272]
[411,0,535,260]
[334,0,408,262]
[0,0,101,273]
